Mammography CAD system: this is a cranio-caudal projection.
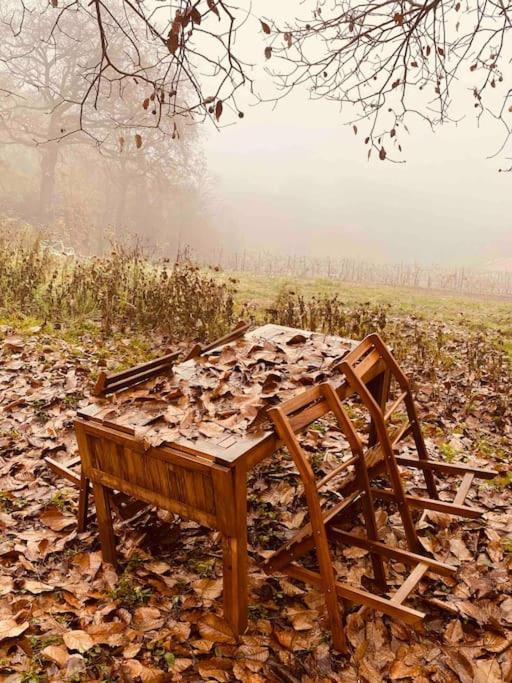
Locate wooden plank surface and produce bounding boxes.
[78,324,360,466]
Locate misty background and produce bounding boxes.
[0,0,510,270]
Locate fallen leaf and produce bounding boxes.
[63,630,94,653]
[0,619,29,641]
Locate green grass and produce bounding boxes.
[228,272,512,330]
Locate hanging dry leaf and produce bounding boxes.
[207,0,220,17]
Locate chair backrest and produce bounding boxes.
[336,333,413,447]
[94,321,251,396]
[94,350,181,396]
[183,321,251,361]
[268,382,365,492]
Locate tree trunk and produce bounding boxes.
[38,144,58,224]
[114,160,129,235]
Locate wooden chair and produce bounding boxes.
[336,333,497,541]
[183,320,251,361]
[93,351,181,397]
[46,321,251,531]
[266,382,458,653]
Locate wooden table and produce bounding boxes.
[74,324,388,637]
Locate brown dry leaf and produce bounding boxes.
[389,658,422,680]
[198,613,236,644]
[145,560,171,575]
[190,638,215,652]
[87,621,126,646]
[501,597,512,624]
[286,605,317,631]
[3,336,24,351]
[236,645,269,674]
[274,627,322,652]
[473,658,502,683]
[0,619,29,641]
[41,644,69,667]
[444,619,464,644]
[122,659,164,682]
[449,538,473,561]
[192,577,223,600]
[197,657,232,682]
[63,630,94,653]
[40,505,75,531]
[123,642,142,659]
[133,606,164,632]
[173,657,193,673]
[483,630,511,653]
[21,578,54,594]
[0,576,14,595]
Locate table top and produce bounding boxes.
[77,324,358,466]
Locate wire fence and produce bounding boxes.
[204,250,512,297]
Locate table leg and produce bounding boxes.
[222,467,248,638]
[77,474,90,533]
[92,482,117,568]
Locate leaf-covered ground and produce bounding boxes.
[1,310,511,682]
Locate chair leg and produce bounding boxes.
[304,489,348,653]
[77,474,90,532]
[405,395,438,499]
[356,470,387,589]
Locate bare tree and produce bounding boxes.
[0,1,209,245]
[4,0,512,165]
[262,1,512,164]
[0,2,104,220]
[3,0,250,141]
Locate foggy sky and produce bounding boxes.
[204,1,512,268]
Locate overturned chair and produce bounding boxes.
[265,334,496,652]
[337,333,497,531]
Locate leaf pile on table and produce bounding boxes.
[85,329,354,450]
[0,320,511,682]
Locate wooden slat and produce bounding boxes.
[94,351,180,396]
[384,391,407,422]
[200,321,251,354]
[454,472,475,506]
[350,349,382,381]
[370,487,484,518]
[102,366,174,395]
[45,457,81,487]
[277,385,324,417]
[75,420,218,472]
[395,456,496,479]
[264,491,361,572]
[328,528,457,577]
[336,336,374,367]
[284,563,425,624]
[317,456,358,490]
[288,398,330,433]
[105,351,179,383]
[89,468,218,529]
[390,422,412,446]
[391,563,429,605]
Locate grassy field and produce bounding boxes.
[230,271,512,333]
